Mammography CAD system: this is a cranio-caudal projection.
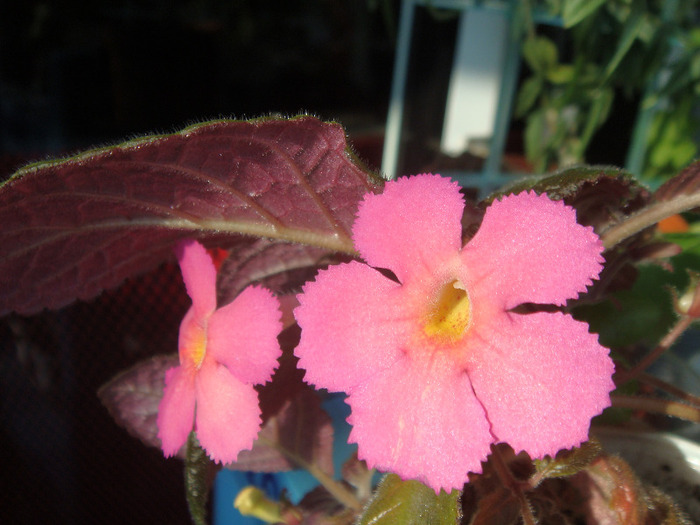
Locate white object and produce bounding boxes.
[440,8,509,156]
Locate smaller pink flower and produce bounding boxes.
[157,240,282,463]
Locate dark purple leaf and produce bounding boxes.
[487,165,649,233]
[0,116,382,316]
[297,485,354,525]
[228,386,334,474]
[341,453,374,502]
[97,354,180,456]
[216,237,345,305]
[228,324,334,474]
[653,160,700,204]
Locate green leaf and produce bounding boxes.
[523,109,546,169]
[562,0,606,28]
[574,258,695,348]
[602,0,645,81]
[579,87,614,152]
[515,75,543,118]
[522,36,558,74]
[185,433,215,525]
[545,63,575,84]
[357,474,461,525]
[534,440,602,481]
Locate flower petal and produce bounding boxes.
[352,174,464,283]
[207,285,282,385]
[347,355,492,492]
[461,192,603,309]
[157,365,196,457]
[295,261,412,392]
[194,362,262,464]
[467,311,614,459]
[176,239,217,318]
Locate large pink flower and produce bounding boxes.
[294,174,615,492]
[157,240,282,464]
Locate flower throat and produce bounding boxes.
[423,279,471,343]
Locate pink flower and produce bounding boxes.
[294,174,614,492]
[157,240,282,463]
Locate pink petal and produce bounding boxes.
[352,174,464,283]
[176,239,217,318]
[347,354,492,492]
[461,192,603,309]
[294,261,413,392]
[466,311,614,459]
[207,285,282,385]
[157,365,196,457]
[194,362,262,464]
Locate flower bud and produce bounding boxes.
[234,486,284,523]
[675,272,700,317]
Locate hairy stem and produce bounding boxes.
[611,394,700,423]
[491,446,538,525]
[638,373,700,407]
[257,436,362,510]
[617,315,694,384]
[600,193,700,249]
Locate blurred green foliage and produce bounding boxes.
[518,0,700,183]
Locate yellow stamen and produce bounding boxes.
[182,324,208,369]
[423,279,471,343]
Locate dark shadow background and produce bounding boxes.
[0,2,400,524]
[0,2,641,523]
[0,1,399,172]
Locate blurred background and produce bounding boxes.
[2,1,700,524]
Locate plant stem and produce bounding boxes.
[490,446,538,525]
[257,437,362,510]
[638,373,700,408]
[611,394,700,423]
[617,315,694,384]
[600,193,700,249]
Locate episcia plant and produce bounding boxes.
[2,116,700,524]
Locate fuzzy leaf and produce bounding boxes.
[97,354,180,455]
[0,116,382,316]
[490,165,648,232]
[357,474,461,525]
[467,487,520,525]
[227,324,334,474]
[227,386,334,474]
[298,486,353,525]
[534,440,602,480]
[653,161,700,205]
[216,237,339,305]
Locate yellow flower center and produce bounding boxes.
[423,279,471,344]
[181,321,208,370]
[189,329,207,369]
